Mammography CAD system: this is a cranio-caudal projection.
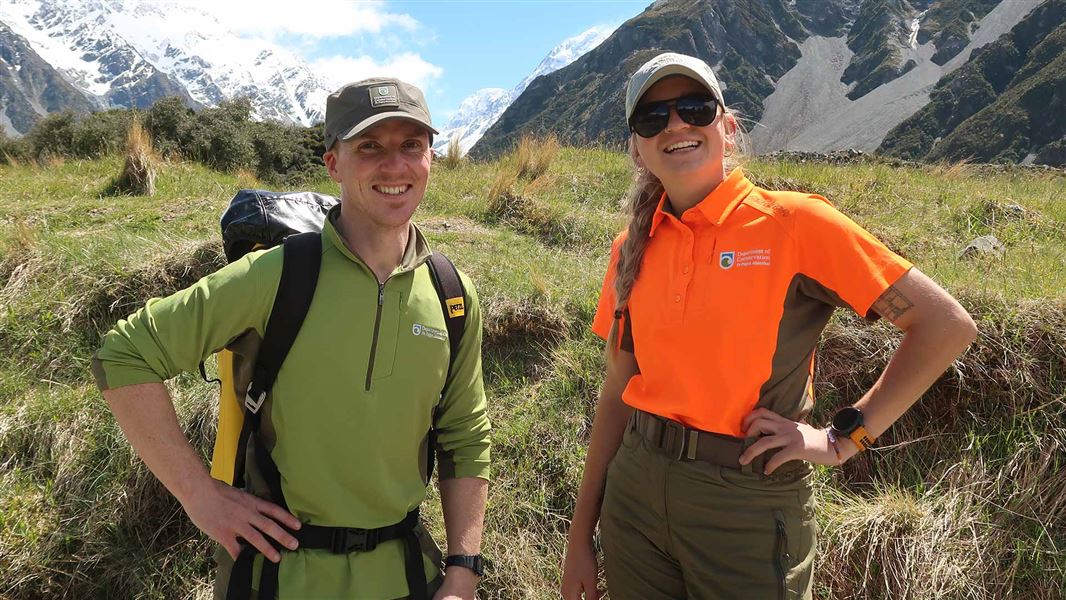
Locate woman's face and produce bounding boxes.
[632,75,732,191]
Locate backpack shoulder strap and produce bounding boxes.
[245,231,322,409]
[232,231,320,488]
[425,251,467,377]
[423,251,466,485]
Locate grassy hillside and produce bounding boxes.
[1,147,1063,599]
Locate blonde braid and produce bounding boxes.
[606,143,664,350]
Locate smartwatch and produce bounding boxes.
[444,554,487,577]
[830,406,875,451]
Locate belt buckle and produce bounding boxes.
[332,528,379,553]
[658,418,682,453]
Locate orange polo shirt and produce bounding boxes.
[592,169,913,437]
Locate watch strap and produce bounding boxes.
[444,554,485,577]
[849,425,875,451]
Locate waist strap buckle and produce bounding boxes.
[331,527,379,553]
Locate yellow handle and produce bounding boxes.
[209,349,245,484]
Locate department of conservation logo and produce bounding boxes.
[369,85,399,107]
[719,251,735,270]
[412,323,447,341]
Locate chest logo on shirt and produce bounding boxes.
[719,249,771,269]
[412,323,448,341]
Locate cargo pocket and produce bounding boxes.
[773,510,793,600]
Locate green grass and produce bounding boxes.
[1,149,1064,599]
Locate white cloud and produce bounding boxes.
[312,53,444,93]
[181,0,418,38]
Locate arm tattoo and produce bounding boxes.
[872,286,914,321]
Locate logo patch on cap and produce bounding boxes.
[370,85,399,108]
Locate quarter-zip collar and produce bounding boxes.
[648,168,755,237]
[321,204,434,276]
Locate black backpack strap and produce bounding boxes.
[227,232,321,600]
[422,252,467,490]
[244,232,322,414]
[424,251,467,384]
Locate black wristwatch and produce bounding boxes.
[444,554,487,577]
[830,406,875,451]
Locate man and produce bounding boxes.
[92,78,491,599]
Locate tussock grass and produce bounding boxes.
[513,135,559,180]
[69,240,225,335]
[440,136,465,169]
[1,150,1063,599]
[482,296,571,379]
[112,119,158,196]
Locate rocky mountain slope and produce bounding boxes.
[0,20,95,135]
[880,0,1066,163]
[470,0,1053,161]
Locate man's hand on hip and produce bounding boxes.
[181,478,302,563]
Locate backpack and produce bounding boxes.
[209,189,466,600]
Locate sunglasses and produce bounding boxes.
[628,94,721,138]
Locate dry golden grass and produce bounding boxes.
[114,119,158,196]
[929,157,975,179]
[440,136,465,169]
[234,168,260,189]
[514,134,559,180]
[486,163,521,207]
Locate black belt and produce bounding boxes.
[226,508,428,600]
[632,409,769,472]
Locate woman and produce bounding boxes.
[561,52,978,599]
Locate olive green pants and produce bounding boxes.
[601,423,816,600]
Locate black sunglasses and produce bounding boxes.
[628,94,721,138]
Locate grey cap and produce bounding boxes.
[625,52,725,122]
[323,77,438,149]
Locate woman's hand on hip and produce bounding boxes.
[561,534,602,600]
[739,408,857,474]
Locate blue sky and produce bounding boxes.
[285,1,648,121]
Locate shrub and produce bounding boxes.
[186,99,257,172]
[145,96,195,158]
[251,120,324,185]
[71,109,135,158]
[23,111,76,160]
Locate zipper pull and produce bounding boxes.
[378,283,385,306]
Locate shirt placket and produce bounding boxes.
[671,215,699,323]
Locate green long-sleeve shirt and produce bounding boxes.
[93,207,490,597]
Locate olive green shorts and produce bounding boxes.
[600,423,817,600]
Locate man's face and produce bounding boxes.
[323,119,432,231]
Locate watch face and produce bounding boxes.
[832,407,862,434]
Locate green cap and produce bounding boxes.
[323,77,438,149]
[625,53,725,122]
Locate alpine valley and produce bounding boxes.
[471,0,1065,165]
[2,0,1064,165]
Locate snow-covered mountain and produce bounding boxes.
[433,24,614,156]
[0,0,330,133]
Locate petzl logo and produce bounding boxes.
[719,251,735,270]
[446,297,465,318]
